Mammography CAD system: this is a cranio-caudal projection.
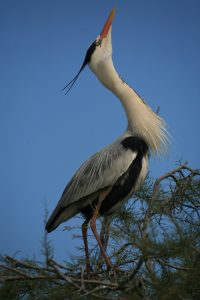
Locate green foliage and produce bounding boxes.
[0,164,200,299]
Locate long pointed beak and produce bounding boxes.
[99,7,116,40]
[62,7,116,95]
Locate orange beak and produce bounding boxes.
[99,7,116,40]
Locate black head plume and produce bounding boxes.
[62,41,96,94]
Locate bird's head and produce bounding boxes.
[88,8,115,71]
[63,7,115,94]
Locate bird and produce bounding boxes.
[46,7,169,271]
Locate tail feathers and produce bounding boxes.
[45,207,65,233]
[45,204,78,233]
[45,223,58,233]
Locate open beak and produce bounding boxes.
[99,7,116,40]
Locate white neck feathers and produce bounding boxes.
[90,58,169,155]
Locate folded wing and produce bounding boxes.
[46,137,137,232]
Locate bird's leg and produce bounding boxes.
[97,215,111,268]
[81,219,92,273]
[90,212,112,270]
[90,190,112,270]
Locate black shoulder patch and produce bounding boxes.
[99,137,148,216]
[121,136,148,155]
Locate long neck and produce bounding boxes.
[92,58,168,155]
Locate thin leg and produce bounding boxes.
[90,191,112,269]
[97,216,111,267]
[100,215,111,252]
[90,214,112,269]
[81,219,91,273]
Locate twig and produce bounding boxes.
[0,275,58,283]
[0,264,34,279]
[157,259,190,271]
[119,258,145,289]
[4,256,48,272]
[48,261,80,289]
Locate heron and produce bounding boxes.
[46,8,168,271]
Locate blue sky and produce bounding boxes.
[0,0,200,261]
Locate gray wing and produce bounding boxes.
[46,137,137,231]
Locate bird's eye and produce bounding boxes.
[95,40,102,47]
